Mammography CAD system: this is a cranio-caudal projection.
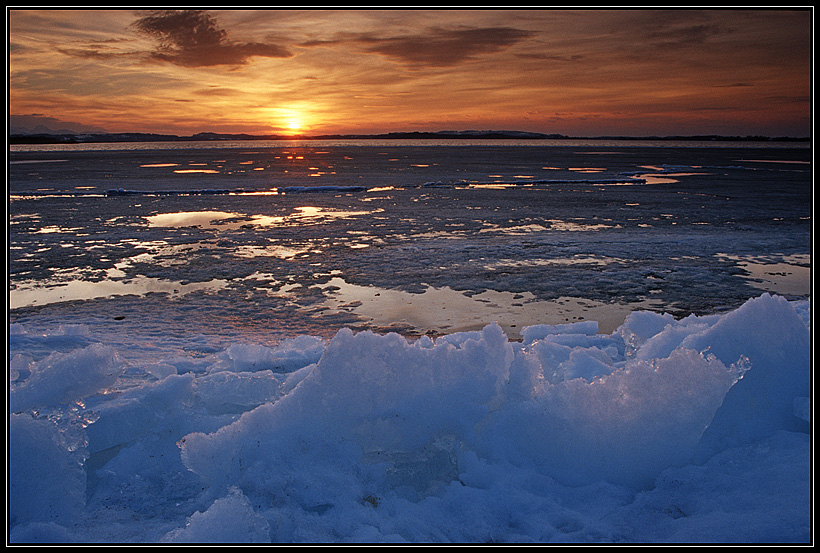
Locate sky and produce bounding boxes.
[7,8,813,137]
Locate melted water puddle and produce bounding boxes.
[317,276,661,338]
[717,253,811,296]
[9,274,230,310]
[143,207,375,230]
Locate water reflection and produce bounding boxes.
[34,225,83,234]
[233,245,311,259]
[634,165,708,185]
[173,169,219,174]
[484,255,626,270]
[145,211,241,228]
[10,275,229,310]
[478,220,617,234]
[717,253,811,296]
[317,276,661,338]
[144,207,375,229]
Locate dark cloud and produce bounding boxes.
[307,26,534,67]
[192,86,243,97]
[603,11,729,57]
[515,52,585,63]
[10,114,108,134]
[132,10,292,67]
[640,23,723,51]
[56,46,121,60]
[9,41,29,54]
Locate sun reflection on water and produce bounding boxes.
[142,207,378,230]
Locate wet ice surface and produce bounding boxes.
[9,141,811,362]
[7,140,812,543]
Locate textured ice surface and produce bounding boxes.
[10,142,810,355]
[8,294,811,543]
[8,141,811,543]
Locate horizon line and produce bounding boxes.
[9,128,811,144]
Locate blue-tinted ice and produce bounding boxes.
[7,139,811,543]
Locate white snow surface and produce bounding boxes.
[8,293,812,543]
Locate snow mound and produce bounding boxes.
[7,293,811,543]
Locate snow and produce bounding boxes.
[8,293,811,543]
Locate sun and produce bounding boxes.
[270,106,311,135]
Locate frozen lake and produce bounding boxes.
[9,139,811,360]
[7,139,812,543]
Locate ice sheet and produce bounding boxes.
[8,140,811,543]
[7,293,811,543]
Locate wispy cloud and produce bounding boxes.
[56,46,123,60]
[131,10,292,67]
[8,9,810,137]
[305,26,534,67]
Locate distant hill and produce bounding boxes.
[8,129,809,145]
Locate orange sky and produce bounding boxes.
[8,9,813,137]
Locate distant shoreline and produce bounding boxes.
[8,130,810,145]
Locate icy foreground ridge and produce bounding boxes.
[9,293,811,543]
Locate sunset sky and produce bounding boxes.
[8,9,813,137]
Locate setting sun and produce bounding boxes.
[277,107,311,134]
[6,9,812,545]
[8,9,809,137]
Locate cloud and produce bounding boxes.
[515,52,584,62]
[191,86,244,97]
[131,9,292,67]
[56,46,122,60]
[640,22,723,51]
[10,114,108,134]
[307,26,534,67]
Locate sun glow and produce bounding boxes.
[264,104,315,135]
